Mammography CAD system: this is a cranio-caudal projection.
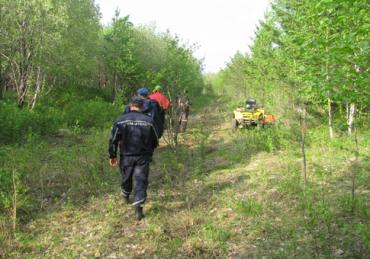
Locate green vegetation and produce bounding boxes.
[2,97,368,257]
[211,0,369,136]
[0,0,369,257]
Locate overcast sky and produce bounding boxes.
[96,0,271,73]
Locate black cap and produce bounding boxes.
[130,96,144,107]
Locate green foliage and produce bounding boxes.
[54,0,101,86]
[0,86,121,228]
[101,18,204,102]
[0,168,13,209]
[1,0,368,257]
[200,223,231,243]
[1,1,204,107]
[0,127,116,213]
[59,98,117,129]
[356,223,370,250]
[236,199,263,216]
[228,127,287,163]
[103,15,139,91]
[0,101,60,144]
[0,146,30,217]
[0,87,120,144]
[0,0,102,105]
[212,0,369,135]
[0,94,369,257]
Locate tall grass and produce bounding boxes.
[0,87,122,252]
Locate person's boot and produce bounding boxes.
[135,206,145,221]
[121,192,130,204]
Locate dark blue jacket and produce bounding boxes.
[108,111,159,158]
[123,99,164,138]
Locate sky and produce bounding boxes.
[96,0,272,73]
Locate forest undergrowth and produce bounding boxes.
[1,0,369,257]
[1,94,369,258]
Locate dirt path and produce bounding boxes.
[13,98,250,257]
[10,97,369,258]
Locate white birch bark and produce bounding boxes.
[328,98,334,138]
[348,103,355,135]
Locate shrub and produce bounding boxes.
[0,87,121,144]
[0,102,60,144]
[61,98,118,129]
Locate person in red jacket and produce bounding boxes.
[149,85,171,111]
[149,85,171,132]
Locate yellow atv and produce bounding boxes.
[232,98,265,129]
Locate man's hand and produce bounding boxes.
[109,158,118,167]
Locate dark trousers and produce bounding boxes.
[120,155,150,207]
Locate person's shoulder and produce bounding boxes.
[134,112,155,125]
[113,113,131,125]
[125,111,151,119]
[115,113,127,123]
[117,112,152,123]
[137,111,154,120]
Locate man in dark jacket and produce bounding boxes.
[109,96,159,220]
[123,87,164,138]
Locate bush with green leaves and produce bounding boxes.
[0,102,61,144]
[61,98,118,130]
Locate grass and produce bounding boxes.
[1,96,369,258]
[235,199,263,216]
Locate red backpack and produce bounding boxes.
[149,91,171,110]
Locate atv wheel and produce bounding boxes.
[232,118,238,129]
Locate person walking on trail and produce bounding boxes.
[123,87,164,138]
[109,96,159,221]
[149,85,171,132]
[177,89,190,133]
[149,85,171,111]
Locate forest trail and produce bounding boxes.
[11,97,369,258]
[11,98,273,257]
[2,0,369,257]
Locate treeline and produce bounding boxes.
[0,0,204,240]
[0,0,204,108]
[212,0,369,136]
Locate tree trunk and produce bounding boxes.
[12,169,17,237]
[348,103,355,135]
[0,77,5,100]
[170,105,179,148]
[0,59,4,99]
[325,30,334,139]
[17,26,29,107]
[300,103,307,187]
[162,98,179,149]
[112,73,117,102]
[31,67,43,110]
[328,98,334,138]
[260,76,266,104]
[17,75,28,107]
[351,128,359,213]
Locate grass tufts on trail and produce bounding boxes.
[1,96,369,258]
